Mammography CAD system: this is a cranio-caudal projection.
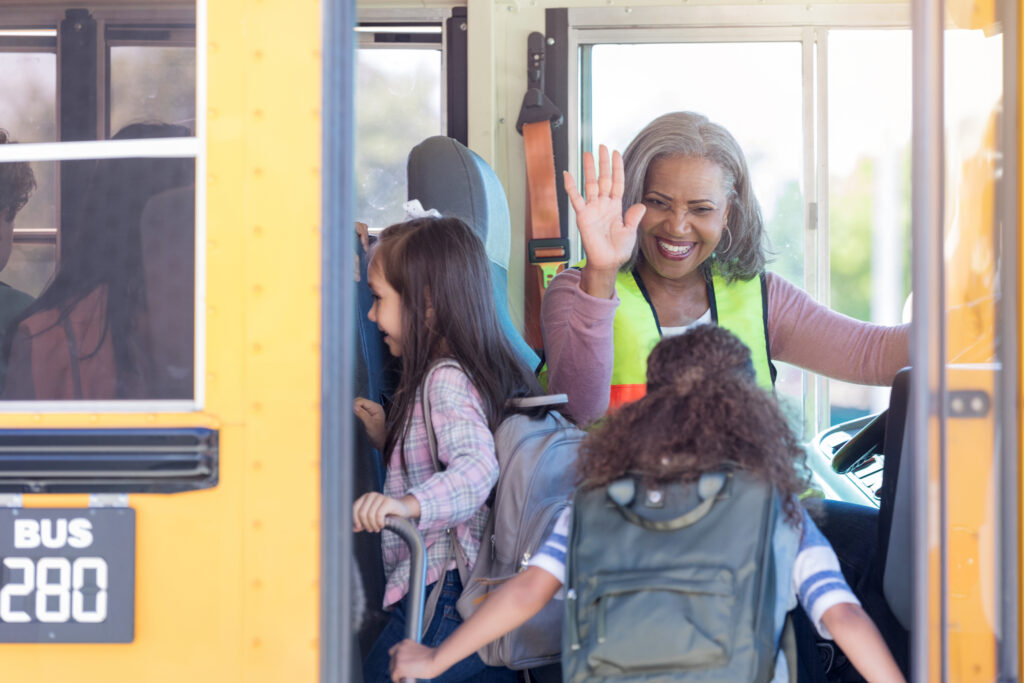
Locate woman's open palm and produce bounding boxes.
[563,144,646,272]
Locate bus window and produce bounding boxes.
[0,49,57,144]
[0,152,196,402]
[0,5,198,407]
[576,7,914,436]
[109,43,197,137]
[0,157,57,299]
[0,44,59,299]
[826,30,912,425]
[586,39,806,426]
[356,21,444,228]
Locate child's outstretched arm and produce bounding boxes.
[388,565,562,682]
[820,602,905,683]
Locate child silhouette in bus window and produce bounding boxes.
[352,215,539,683]
[2,123,194,400]
[389,325,906,683]
[0,130,39,390]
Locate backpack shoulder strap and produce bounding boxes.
[420,359,463,472]
[418,359,472,636]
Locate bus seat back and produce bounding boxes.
[882,368,912,630]
[407,136,540,370]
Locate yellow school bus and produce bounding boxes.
[0,0,1016,680]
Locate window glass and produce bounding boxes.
[3,243,56,298]
[0,52,57,143]
[0,151,195,401]
[0,8,198,404]
[109,46,197,136]
[355,48,442,228]
[827,30,912,424]
[0,52,58,244]
[0,157,57,298]
[588,41,805,424]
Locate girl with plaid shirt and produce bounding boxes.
[353,216,540,683]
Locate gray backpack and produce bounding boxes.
[421,360,582,669]
[563,470,790,682]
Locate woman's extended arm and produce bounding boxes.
[766,273,910,386]
[389,565,563,681]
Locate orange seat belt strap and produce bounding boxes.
[522,120,567,349]
[523,120,567,288]
[518,31,566,350]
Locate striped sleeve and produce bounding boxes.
[528,507,571,585]
[792,508,861,640]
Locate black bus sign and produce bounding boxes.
[0,508,134,643]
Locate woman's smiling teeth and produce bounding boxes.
[656,238,695,259]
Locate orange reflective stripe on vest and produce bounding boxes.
[608,383,648,408]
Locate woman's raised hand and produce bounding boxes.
[563,145,646,295]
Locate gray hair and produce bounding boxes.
[621,111,768,281]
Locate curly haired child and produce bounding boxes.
[389,325,904,683]
[353,215,539,683]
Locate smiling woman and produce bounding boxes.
[542,111,911,427]
[633,156,729,326]
[539,109,914,681]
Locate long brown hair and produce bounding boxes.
[370,216,541,466]
[577,325,807,523]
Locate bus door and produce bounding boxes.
[0,0,327,680]
[908,0,1018,679]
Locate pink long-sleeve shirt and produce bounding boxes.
[381,361,498,607]
[540,268,910,426]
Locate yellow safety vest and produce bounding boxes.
[539,264,775,409]
[608,265,774,408]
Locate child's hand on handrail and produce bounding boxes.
[353,493,419,533]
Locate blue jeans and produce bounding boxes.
[363,570,518,683]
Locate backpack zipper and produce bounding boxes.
[518,500,567,572]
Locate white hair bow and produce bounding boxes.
[403,199,442,220]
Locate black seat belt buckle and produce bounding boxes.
[528,238,569,289]
[528,237,569,264]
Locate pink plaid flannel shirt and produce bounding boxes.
[380,361,498,608]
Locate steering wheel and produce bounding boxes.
[830,409,887,474]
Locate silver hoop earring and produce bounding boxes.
[719,226,733,255]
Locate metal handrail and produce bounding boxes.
[384,516,427,683]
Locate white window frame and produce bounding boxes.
[0,0,206,413]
